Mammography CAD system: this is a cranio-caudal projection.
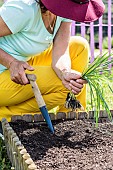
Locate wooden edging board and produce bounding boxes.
[10,110,113,123]
[1,118,38,170]
[1,110,113,170]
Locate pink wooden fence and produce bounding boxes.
[71,0,113,63]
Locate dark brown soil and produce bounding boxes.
[10,119,113,170]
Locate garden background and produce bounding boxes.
[0,0,113,169]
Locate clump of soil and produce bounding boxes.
[10,119,113,170]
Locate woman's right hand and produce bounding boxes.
[61,69,87,95]
[9,59,34,85]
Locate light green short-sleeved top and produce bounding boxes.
[0,0,72,73]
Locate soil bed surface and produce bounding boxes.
[10,119,113,170]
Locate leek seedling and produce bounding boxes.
[65,52,113,124]
[65,91,84,111]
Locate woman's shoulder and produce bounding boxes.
[2,0,39,10]
[1,0,40,16]
[0,0,40,34]
[4,0,36,5]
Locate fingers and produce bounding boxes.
[62,79,84,95]
[69,80,83,94]
[62,79,72,91]
[23,63,34,71]
[11,76,21,84]
[63,71,81,81]
[62,70,86,94]
[10,61,34,85]
[76,79,87,84]
[11,72,29,85]
[70,74,81,81]
[62,77,85,95]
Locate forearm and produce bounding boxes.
[0,48,17,69]
[52,47,71,79]
[52,22,72,80]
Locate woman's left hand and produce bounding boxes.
[61,69,87,95]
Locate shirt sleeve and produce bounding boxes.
[0,0,31,34]
[62,18,72,22]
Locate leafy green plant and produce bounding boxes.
[82,52,113,123]
[65,52,113,124]
[0,137,11,170]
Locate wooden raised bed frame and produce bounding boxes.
[1,110,113,170]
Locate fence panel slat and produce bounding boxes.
[81,23,86,38]
[90,22,95,62]
[108,0,112,54]
[71,21,76,36]
[99,17,103,55]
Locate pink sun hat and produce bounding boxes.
[41,0,105,22]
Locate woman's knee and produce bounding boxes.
[69,36,89,59]
[69,36,89,72]
[70,36,89,55]
[70,36,89,50]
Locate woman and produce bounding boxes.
[0,0,105,121]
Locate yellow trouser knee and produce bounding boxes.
[0,36,89,121]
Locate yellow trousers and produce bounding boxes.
[0,36,89,121]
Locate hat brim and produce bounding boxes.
[41,0,105,22]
